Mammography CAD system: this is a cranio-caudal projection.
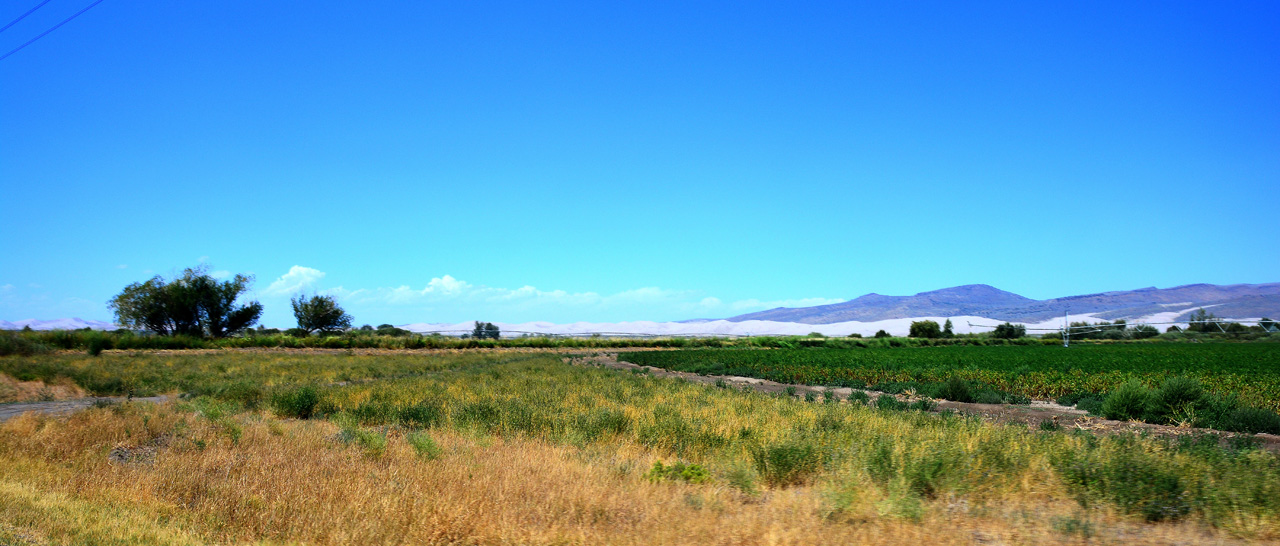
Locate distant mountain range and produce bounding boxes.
[0,318,117,331]
[723,283,1280,324]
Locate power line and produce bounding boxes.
[0,0,104,61]
[0,0,52,33]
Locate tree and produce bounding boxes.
[991,322,1026,339]
[942,319,954,338]
[291,294,353,335]
[1185,308,1220,333]
[874,329,890,338]
[908,320,942,339]
[110,265,262,338]
[471,321,500,340]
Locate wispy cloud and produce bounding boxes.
[258,266,842,324]
[116,264,128,269]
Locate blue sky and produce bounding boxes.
[2,1,1277,327]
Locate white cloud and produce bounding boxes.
[0,284,12,292]
[256,267,840,324]
[263,266,327,296]
[210,270,232,279]
[116,264,128,269]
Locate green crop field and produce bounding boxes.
[619,343,1280,411]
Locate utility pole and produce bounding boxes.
[1063,310,1069,348]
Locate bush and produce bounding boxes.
[1147,377,1205,424]
[0,331,51,356]
[645,461,712,484]
[874,330,890,338]
[937,376,973,403]
[1056,446,1191,522]
[991,322,1026,339]
[908,321,942,339]
[751,441,824,487]
[1101,381,1152,421]
[406,431,442,460]
[1222,407,1280,434]
[272,386,321,419]
[875,395,907,411]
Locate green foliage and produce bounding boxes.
[109,265,262,338]
[1055,439,1192,522]
[272,386,321,419]
[938,376,973,403]
[406,431,442,460]
[291,294,353,334]
[908,321,941,339]
[1130,324,1160,339]
[646,461,712,484]
[875,394,907,411]
[1147,376,1205,425]
[991,322,1026,339]
[470,321,500,340]
[1101,380,1152,421]
[874,330,890,338]
[751,441,824,487]
[619,344,1280,413]
[0,331,50,356]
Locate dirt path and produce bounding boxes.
[0,395,173,423]
[580,352,1280,453]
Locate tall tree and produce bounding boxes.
[291,294,353,334]
[110,266,262,337]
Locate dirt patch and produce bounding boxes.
[0,374,87,404]
[0,395,173,423]
[579,352,1280,454]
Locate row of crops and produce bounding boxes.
[618,343,1280,411]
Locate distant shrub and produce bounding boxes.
[874,330,890,338]
[1130,324,1160,339]
[908,321,942,339]
[1102,381,1151,421]
[0,332,50,356]
[847,391,871,405]
[991,322,1027,339]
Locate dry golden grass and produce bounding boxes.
[0,373,86,403]
[0,401,1255,546]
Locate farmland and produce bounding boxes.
[3,349,1280,544]
[620,343,1280,412]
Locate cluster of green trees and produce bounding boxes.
[108,266,368,339]
[465,321,501,340]
[1177,308,1274,335]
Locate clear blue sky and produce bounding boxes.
[2,1,1277,327]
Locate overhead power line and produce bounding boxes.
[0,0,104,61]
[0,0,52,33]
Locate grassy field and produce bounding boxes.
[3,350,1280,544]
